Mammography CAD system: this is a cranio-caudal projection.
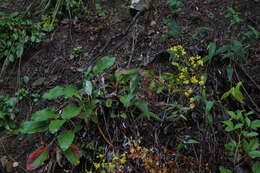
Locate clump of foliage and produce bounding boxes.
[0,95,18,130]
[146,45,206,110]
[225,8,244,26]
[0,12,46,72]
[168,0,183,15]
[0,88,30,131]
[19,56,161,170]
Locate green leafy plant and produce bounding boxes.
[219,40,246,62]
[0,12,46,75]
[20,55,160,169]
[95,3,108,17]
[146,45,206,110]
[0,95,18,130]
[192,26,213,40]
[223,110,260,160]
[168,0,183,15]
[163,19,181,38]
[73,46,83,57]
[241,25,260,44]
[114,68,160,120]
[221,82,244,103]
[176,137,199,152]
[20,56,116,168]
[219,167,232,173]
[225,8,244,26]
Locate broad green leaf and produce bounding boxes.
[164,20,180,38]
[63,144,80,165]
[205,101,214,114]
[185,139,199,144]
[252,161,260,173]
[234,123,243,130]
[31,108,57,121]
[114,68,139,83]
[64,85,78,98]
[216,45,229,55]
[135,100,161,120]
[221,89,232,100]
[83,80,93,96]
[135,100,149,114]
[61,104,81,119]
[227,111,239,120]
[92,56,115,74]
[7,54,14,62]
[42,86,64,100]
[232,82,244,103]
[245,117,251,127]
[58,130,75,151]
[242,131,258,138]
[248,150,260,159]
[16,44,24,57]
[225,140,237,150]
[20,120,49,134]
[230,40,246,61]
[105,99,113,107]
[49,120,66,134]
[251,120,260,130]
[120,94,135,108]
[138,112,161,120]
[243,139,259,153]
[226,65,233,81]
[119,113,127,119]
[219,167,232,173]
[205,42,216,62]
[223,120,234,132]
[129,75,138,94]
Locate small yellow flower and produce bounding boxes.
[199,80,205,85]
[108,163,115,169]
[196,56,201,60]
[189,103,195,109]
[197,60,203,66]
[183,80,189,85]
[97,154,104,158]
[169,45,186,57]
[179,73,185,79]
[171,62,179,67]
[112,156,119,161]
[180,67,188,72]
[93,163,101,169]
[189,56,195,61]
[187,88,193,94]
[191,76,198,84]
[184,91,190,96]
[120,157,126,165]
[189,97,195,103]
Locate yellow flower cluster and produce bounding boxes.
[168,45,206,108]
[189,56,204,68]
[91,152,127,172]
[169,45,187,58]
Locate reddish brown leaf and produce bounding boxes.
[70,144,80,158]
[26,147,49,171]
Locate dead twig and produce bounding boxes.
[97,124,114,148]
